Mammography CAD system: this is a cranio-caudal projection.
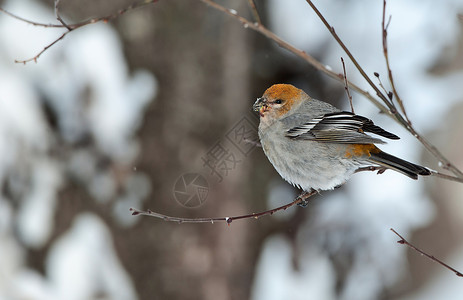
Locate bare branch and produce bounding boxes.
[412,131,463,177]
[429,170,463,183]
[390,228,463,278]
[341,57,354,114]
[201,0,463,178]
[356,166,463,183]
[15,32,67,64]
[382,0,408,120]
[4,0,462,179]
[247,0,261,25]
[54,0,71,30]
[305,0,395,113]
[200,0,389,115]
[0,7,63,27]
[130,189,318,224]
[374,72,394,102]
[1,0,158,64]
[304,0,463,179]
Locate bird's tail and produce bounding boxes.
[369,151,431,180]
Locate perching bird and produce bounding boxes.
[253,84,430,192]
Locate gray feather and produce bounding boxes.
[284,110,398,145]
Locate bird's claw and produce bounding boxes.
[297,199,310,208]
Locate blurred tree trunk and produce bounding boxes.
[117,1,262,299]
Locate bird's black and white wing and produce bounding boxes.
[285,112,399,144]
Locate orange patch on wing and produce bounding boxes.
[344,144,380,158]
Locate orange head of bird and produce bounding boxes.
[253,84,307,121]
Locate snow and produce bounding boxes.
[251,234,336,300]
[8,214,138,300]
[0,0,156,298]
[398,244,463,300]
[46,214,137,300]
[1,0,462,299]
[17,159,62,248]
[252,0,463,299]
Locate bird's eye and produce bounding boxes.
[274,99,283,104]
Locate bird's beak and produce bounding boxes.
[253,97,267,116]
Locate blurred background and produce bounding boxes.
[0,0,463,299]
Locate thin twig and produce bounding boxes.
[200,0,388,115]
[356,166,463,182]
[304,0,463,179]
[203,0,463,178]
[247,0,261,25]
[382,0,408,121]
[390,228,463,278]
[305,0,395,113]
[374,72,394,102]
[4,0,463,179]
[0,7,63,27]
[1,0,158,64]
[54,0,71,30]
[411,129,463,177]
[429,170,463,183]
[130,189,318,224]
[16,32,67,64]
[341,57,354,113]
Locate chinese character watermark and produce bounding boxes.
[225,116,258,156]
[202,141,242,182]
[173,114,259,208]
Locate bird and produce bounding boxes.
[253,83,430,194]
